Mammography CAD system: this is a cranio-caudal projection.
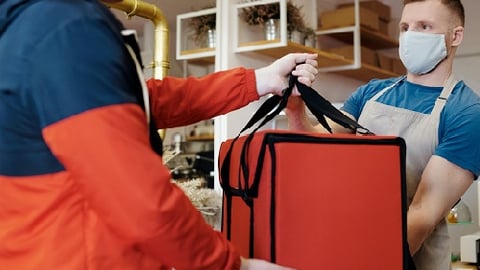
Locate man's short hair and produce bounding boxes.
[403,0,465,26]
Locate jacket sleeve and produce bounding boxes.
[147,68,259,128]
[28,15,241,270]
[42,105,241,270]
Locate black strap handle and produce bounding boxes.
[221,73,373,198]
[219,78,292,240]
[294,77,373,135]
[220,72,373,241]
[240,74,373,137]
[220,76,293,196]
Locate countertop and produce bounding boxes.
[452,261,477,269]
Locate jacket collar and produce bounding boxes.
[0,0,31,35]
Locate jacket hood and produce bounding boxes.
[0,0,31,35]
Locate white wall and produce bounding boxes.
[449,53,480,255]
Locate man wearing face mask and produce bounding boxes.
[286,0,480,269]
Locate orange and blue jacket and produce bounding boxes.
[0,0,260,269]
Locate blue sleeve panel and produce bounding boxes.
[27,1,140,128]
[436,84,480,178]
[0,0,141,176]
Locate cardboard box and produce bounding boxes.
[379,20,389,36]
[326,45,378,66]
[338,1,391,22]
[376,54,407,75]
[320,6,380,31]
[377,52,393,71]
[392,58,407,74]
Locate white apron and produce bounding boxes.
[357,75,457,270]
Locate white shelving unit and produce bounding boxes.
[176,7,218,63]
[176,0,400,80]
[233,0,288,52]
[229,0,400,81]
[314,0,401,78]
[314,0,363,73]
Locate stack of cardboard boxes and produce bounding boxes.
[319,0,406,75]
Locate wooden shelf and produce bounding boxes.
[179,47,216,64]
[238,39,282,48]
[176,8,217,64]
[240,40,401,81]
[180,47,215,56]
[317,26,399,50]
[451,261,476,269]
[186,135,214,141]
[332,63,399,81]
[240,40,349,67]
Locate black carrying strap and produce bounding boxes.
[220,76,292,197]
[220,73,374,197]
[238,74,373,199]
[295,79,373,135]
[220,81,291,240]
[239,74,373,136]
[220,72,372,242]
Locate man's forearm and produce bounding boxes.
[407,205,438,255]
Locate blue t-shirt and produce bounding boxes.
[343,77,480,177]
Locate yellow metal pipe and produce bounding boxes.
[101,0,168,140]
[101,0,169,79]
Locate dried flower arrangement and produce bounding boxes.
[174,179,222,228]
[239,1,306,33]
[286,1,305,33]
[239,2,280,25]
[303,26,316,38]
[303,26,316,47]
[188,5,216,45]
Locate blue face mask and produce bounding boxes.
[399,31,447,75]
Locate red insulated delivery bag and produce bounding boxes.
[218,76,410,269]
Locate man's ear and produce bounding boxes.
[452,26,464,47]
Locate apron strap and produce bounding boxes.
[371,75,406,102]
[371,74,458,117]
[123,33,151,125]
[431,74,458,116]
